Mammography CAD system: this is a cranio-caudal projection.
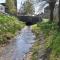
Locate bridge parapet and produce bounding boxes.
[18,15,42,25]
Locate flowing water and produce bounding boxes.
[0,26,35,60]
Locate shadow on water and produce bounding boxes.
[0,26,35,60]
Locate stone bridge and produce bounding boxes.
[17,16,42,25]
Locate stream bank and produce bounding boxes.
[0,13,25,45]
[24,31,47,60]
[0,26,35,60]
[28,21,60,60]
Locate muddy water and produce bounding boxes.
[0,26,35,60]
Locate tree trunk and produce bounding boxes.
[50,9,54,22]
[58,0,60,27]
[49,1,56,23]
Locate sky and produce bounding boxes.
[0,0,5,3]
[17,0,25,9]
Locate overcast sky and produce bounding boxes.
[0,0,5,3]
[17,0,26,9]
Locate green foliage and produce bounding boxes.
[21,0,35,15]
[0,13,25,44]
[6,0,17,15]
[31,40,41,60]
[32,21,60,60]
[37,22,58,36]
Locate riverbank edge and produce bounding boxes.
[23,26,40,60]
[0,30,21,52]
[0,24,26,54]
[24,24,50,60]
[0,13,26,45]
[23,26,36,60]
[30,22,60,60]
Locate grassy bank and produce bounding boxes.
[0,13,25,44]
[32,20,60,60]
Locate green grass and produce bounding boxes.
[0,13,25,44]
[43,19,49,22]
[32,20,60,60]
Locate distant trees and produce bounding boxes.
[19,0,35,15]
[6,0,17,15]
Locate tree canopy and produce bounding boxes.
[6,0,17,15]
[20,0,35,15]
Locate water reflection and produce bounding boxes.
[0,26,35,60]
